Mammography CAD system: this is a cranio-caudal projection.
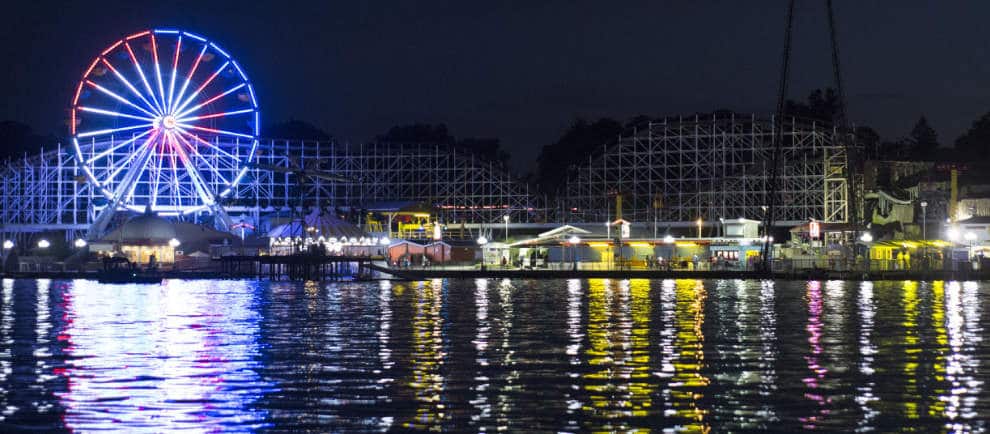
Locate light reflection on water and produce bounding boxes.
[2,278,990,431]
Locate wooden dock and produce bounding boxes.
[220,254,382,281]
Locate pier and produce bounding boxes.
[219,255,379,281]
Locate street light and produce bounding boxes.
[74,239,87,248]
[37,239,50,249]
[663,234,675,244]
[0,240,11,273]
[948,228,960,242]
[696,218,703,238]
[477,235,489,270]
[920,201,928,241]
[503,215,510,242]
[965,231,978,259]
[859,232,873,243]
[567,235,581,270]
[169,238,181,248]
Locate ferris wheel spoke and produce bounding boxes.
[174,132,231,185]
[173,83,246,120]
[170,132,218,206]
[124,41,165,115]
[100,58,161,116]
[85,128,154,164]
[85,80,158,119]
[172,44,208,118]
[150,34,168,113]
[77,122,154,139]
[100,130,159,186]
[166,35,181,113]
[172,60,229,116]
[78,106,156,123]
[175,123,254,140]
[105,130,159,195]
[177,108,253,123]
[150,149,165,204]
[174,129,240,160]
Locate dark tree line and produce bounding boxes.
[9,86,990,189]
[0,121,60,162]
[263,120,511,168]
[374,123,509,168]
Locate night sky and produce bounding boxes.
[2,1,989,172]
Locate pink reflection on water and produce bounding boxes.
[800,280,830,428]
[53,279,271,431]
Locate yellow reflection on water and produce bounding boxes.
[927,281,948,419]
[902,281,920,420]
[581,278,654,431]
[401,280,446,430]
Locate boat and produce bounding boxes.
[95,257,163,284]
[96,270,163,284]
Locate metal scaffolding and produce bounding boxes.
[560,115,849,226]
[0,140,544,240]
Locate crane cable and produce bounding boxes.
[761,0,795,273]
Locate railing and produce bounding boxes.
[392,257,983,275]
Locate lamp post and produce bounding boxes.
[860,232,873,271]
[696,218,703,238]
[920,201,928,240]
[965,231,977,259]
[477,235,488,270]
[503,215,510,242]
[568,235,581,270]
[2,240,12,273]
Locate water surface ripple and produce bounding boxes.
[0,278,988,432]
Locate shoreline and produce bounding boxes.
[3,268,989,282]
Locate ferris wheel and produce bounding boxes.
[71,29,259,230]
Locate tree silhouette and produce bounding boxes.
[855,126,881,160]
[784,88,841,124]
[265,120,332,141]
[955,111,990,161]
[0,121,51,162]
[907,116,938,160]
[535,118,622,194]
[376,123,510,168]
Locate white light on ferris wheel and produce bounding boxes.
[70,29,260,215]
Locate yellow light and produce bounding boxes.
[588,242,610,247]
[628,242,652,247]
[675,241,697,247]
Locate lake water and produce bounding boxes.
[0,277,987,432]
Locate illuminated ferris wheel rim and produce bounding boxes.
[70,28,259,216]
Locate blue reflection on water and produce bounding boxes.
[29,279,271,431]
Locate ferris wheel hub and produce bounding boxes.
[161,115,177,130]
